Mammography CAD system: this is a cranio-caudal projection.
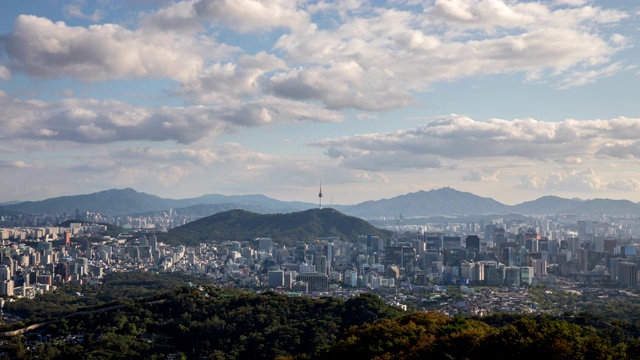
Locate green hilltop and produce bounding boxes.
[158,208,393,246]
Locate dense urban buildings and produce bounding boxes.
[3,207,640,318]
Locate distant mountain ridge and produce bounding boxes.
[4,188,314,216]
[5,187,640,218]
[345,189,639,217]
[341,188,510,217]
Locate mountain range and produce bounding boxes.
[3,187,640,218]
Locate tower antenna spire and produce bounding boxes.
[318,181,323,209]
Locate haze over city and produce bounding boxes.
[1,0,639,205]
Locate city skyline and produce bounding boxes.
[1,0,639,206]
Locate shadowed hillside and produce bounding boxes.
[159,208,393,246]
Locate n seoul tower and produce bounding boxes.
[318,181,323,209]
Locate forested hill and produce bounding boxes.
[159,208,393,246]
[3,275,640,359]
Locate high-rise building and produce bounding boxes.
[315,255,328,275]
[483,261,503,286]
[465,235,480,252]
[442,236,461,249]
[0,280,14,296]
[531,259,547,278]
[284,271,296,289]
[258,238,273,253]
[520,267,534,285]
[326,242,334,273]
[504,267,521,287]
[425,235,442,250]
[268,270,285,288]
[618,262,637,287]
[343,270,357,287]
[55,262,69,282]
[0,265,10,282]
[296,272,329,292]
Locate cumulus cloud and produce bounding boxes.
[522,170,640,194]
[0,14,215,82]
[138,0,204,33]
[0,66,11,80]
[608,179,640,192]
[219,96,343,126]
[141,0,310,33]
[63,4,103,21]
[596,141,640,159]
[0,91,342,144]
[428,0,545,30]
[268,1,627,110]
[0,1,630,112]
[192,0,310,33]
[463,168,500,182]
[520,169,605,192]
[313,115,640,170]
[175,52,287,104]
[428,0,626,33]
[552,0,589,6]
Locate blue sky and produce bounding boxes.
[1,0,640,205]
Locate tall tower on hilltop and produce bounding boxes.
[318,181,323,209]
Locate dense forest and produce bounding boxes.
[3,273,640,359]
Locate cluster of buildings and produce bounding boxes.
[1,211,640,315]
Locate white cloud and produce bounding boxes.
[552,0,589,6]
[176,52,287,104]
[141,0,310,33]
[0,92,342,144]
[0,15,213,82]
[463,168,500,182]
[269,2,627,110]
[596,140,640,159]
[0,66,11,80]
[313,115,640,170]
[428,0,545,30]
[608,179,640,192]
[520,169,605,192]
[138,0,204,33]
[63,4,103,21]
[0,1,629,112]
[520,170,640,194]
[193,0,310,33]
[558,62,635,89]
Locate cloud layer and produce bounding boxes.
[313,115,640,169]
[0,1,637,203]
[0,0,630,118]
[0,91,341,144]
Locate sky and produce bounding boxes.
[1,0,640,206]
